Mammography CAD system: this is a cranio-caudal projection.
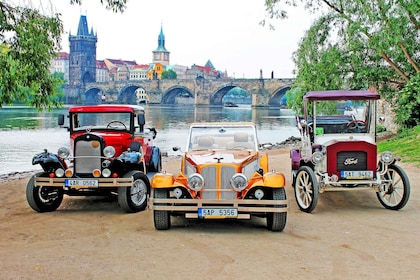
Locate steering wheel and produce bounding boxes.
[106,120,127,130]
[346,120,367,133]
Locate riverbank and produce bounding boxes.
[1,147,418,279]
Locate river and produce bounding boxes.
[0,105,299,176]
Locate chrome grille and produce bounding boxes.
[201,165,236,200]
[337,151,367,171]
[75,140,101,174]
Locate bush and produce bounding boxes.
[394,74,420,128]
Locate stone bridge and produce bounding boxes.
[67,78,294,107]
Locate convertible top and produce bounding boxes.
[304,90,380,101]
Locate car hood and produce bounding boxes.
[186,150,258,165]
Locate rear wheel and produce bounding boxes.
[294,166,319,213]
[26,173,63,212]
[153,189,170,230]
[377,165,410,210]
[266,188,287,232]
[118,171,150,213]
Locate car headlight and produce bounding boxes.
[102,168,111,178]
[381,151,394,164]
[103,146,116,158]
[55,168,65,178]
[188,173,204,191]
[57,147,70,159]
[230,173,248,192]
[311,151,324,165]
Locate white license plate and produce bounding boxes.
[198,208,238,219]
[340,171,373,179]
[65,179,98,188]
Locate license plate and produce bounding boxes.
[198,208,238,219]
[65,179,98,188]
[340,171,373,179]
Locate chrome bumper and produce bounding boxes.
[151,197,288,219]
[34,177,133,188]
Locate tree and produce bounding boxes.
[265,0,420,126]
[161,69,177,80]
[0,0,126,110]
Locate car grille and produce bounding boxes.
[336,151,367,171]
[74,139,101,175]
[201,165,236,200]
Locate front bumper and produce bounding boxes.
[34,177,133,189]
[151,197,288,219]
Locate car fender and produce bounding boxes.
[149,146,161,167]
[151,172,175,188]
[290,148,301,171]
[261,171,286,188]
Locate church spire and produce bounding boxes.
[152,24,170,66]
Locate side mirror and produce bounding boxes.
[58,114,65,126]
[137,114,145,133]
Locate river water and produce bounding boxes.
[0,105,298,176]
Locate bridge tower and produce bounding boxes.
[152,25,170,66]
[68,15,97,86]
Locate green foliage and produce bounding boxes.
[161,69,177,80]
[0,3,63,110]
[265,0,420,127]
[378,126,420,164]
[70,0,126,12]
[0,1,126,111]
[394,73,420,128]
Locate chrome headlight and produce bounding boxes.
[230,173,248,192]
[381,151,394,164]
[311,151,324,165]
[188,173,204,191]
[57,147,70,159]
[102,168,111,178]
[103,146,116,158]
[55,168,65,178]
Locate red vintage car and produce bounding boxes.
[290,90,410,212]
[26,105,161,213]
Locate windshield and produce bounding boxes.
[72,112,132,132]
[188,125,257,151]
[312,100,375,135]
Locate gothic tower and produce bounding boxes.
[68,15,97,86]
[152,26,170,66]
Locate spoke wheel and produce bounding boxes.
[377,165,410,210]
[294,166,319,213]
[153,189,170,230]
[26,173,63,212]
[118,171,150,213]
[266,188,287,232]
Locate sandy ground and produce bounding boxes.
[0,148,419,280]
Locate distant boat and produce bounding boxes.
[224,102,238,107]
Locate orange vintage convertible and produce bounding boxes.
[150,122,288,231]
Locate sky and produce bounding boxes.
[41,1,317,79]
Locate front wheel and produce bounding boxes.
[153,189,170,230]
[26,173,64,212]
[294,166,319,213]
[118,171,150,213]
[266,188,287,232]
[377,165,410,210]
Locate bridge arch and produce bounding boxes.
[269,86,291,107]
[84,87,102,104]
[162,86,193,105]
[210,84,237,105]
[118,84,148,104]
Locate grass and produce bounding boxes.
[378,125,420,164]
